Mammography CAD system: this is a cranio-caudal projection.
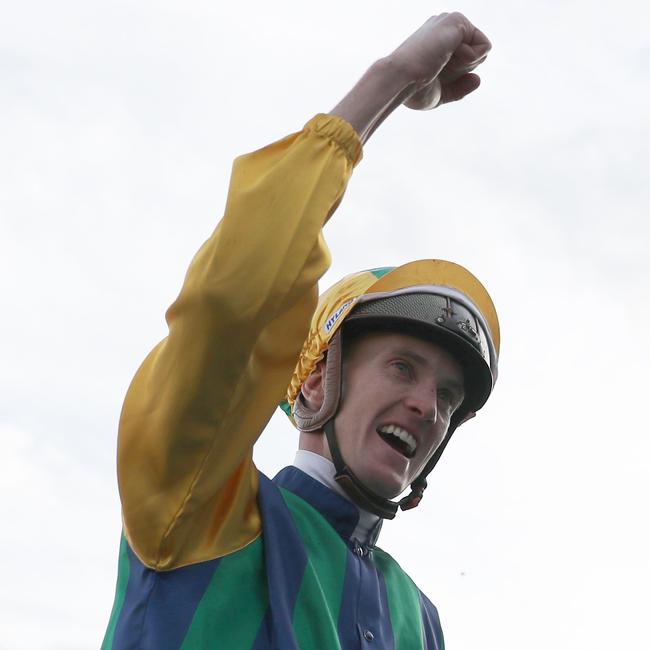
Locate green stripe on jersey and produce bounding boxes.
[280,488,347,650]
[374,548,424,649]
[101,533,131,650]
[180,537,268,649]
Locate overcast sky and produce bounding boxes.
[2,1,649,648]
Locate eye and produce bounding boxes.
[438,388,458,410]
[391,360,412,378]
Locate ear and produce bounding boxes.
[300,361,325,411]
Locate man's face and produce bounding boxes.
[330,331,465,499]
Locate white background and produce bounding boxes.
[2,1,649,648]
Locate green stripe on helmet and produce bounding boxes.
[368,266,395,279]
[279,399,292,418]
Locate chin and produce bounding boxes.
[360,471,409,500]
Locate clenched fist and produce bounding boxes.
[390,12,491,109]
[330,12,491,141]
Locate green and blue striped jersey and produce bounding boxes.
[103,467,444,649]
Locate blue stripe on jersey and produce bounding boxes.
[336,551,359,648]
[254,472,309,649]
[374,567,398,649]
[112,543,220,649]
[420,591,444,650]
[273,466,359,539]
[250,613,273,650]
[337,547,396,649]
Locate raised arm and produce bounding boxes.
[118,117,362,570]
[330,12,491,143]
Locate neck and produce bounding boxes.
[292,450,381,545]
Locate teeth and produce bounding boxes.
[378,425,417,455]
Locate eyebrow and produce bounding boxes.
[391,348,466,396]
[392,348,429,367]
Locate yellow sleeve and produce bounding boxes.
[118,114,362,570]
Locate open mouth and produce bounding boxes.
[376,425,417,459]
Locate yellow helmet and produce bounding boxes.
[281,259,500,518]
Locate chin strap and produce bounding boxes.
[398,477,427,511]
[323,420,433,520]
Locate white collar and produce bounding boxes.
[292,449,381,545]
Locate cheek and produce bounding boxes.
[340,373,382,413]
[421,424,449,459]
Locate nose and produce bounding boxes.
[404,386,437,423]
